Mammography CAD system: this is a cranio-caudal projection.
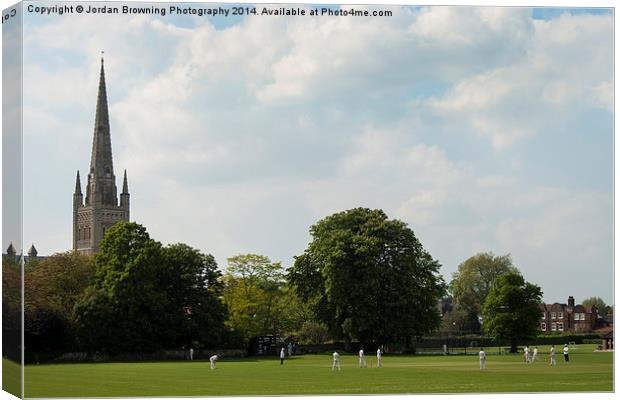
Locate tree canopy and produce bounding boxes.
[24,251,93,357]
[288,208,445,347]
[74,222,227,353]
[221,254,304,343]
[482,272,543,352]
[581,296,607,312]
[448,252,518,332]
[3,258,22,361]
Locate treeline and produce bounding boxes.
[5,207,562,360]
[3,208,448,361]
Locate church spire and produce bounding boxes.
[89,53,114,177]
[74,55,129,254]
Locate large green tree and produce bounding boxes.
[288,208,445,347]
[221,254,298,342]
[160,243,228,348]
[74,222,227,353]
[2,258,22,361]
[482,272,542,353]
[24,252,94,357]
[449,252,518,332]
[74,222,169,353]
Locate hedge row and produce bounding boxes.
[414,333,604,349]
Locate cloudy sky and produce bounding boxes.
[9,3,613,304]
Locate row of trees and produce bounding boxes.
[8,208,448,358]
[442,251,613,352]
[6,207,597,359]
[440,252,543,352]
[20,226,229,356]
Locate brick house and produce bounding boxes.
[539,296,598,334]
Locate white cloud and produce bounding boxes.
[428,12,613,149]
[18,7,613,305]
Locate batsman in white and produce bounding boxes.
[376,347,382,367]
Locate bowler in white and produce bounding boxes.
[332,351,341,371]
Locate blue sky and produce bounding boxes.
[5,3,614,304]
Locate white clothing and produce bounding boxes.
[280,348,285,359]
[479,350,486,370]
[524,346,530,363]
[532,348,538,362]
[210,354,218,369]
[376,348,382,367]
[358,349,367,368]
[332,352,341,371]
[549,347,556,366]
[189,348,194,361]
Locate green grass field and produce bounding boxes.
[2,358,21,398]
[19,345,612,397]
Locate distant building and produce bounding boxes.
[539,296,598,334]
[73,56,130,254]
[2,243,45,264]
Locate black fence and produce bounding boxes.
[411,333,604,355]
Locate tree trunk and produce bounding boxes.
[510,338,517,353]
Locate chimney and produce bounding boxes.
[568,296,575,308]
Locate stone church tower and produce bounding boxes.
[73,57,130,254]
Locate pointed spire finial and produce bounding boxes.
[75,170,82,194]
[122,169,129,194]
[101,50,104,63]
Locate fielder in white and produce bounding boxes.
[524,345,530,364]
[376,347,382,367]
[332,351,341,371]
[549,345,556,366]
[479,348,486,370]
[210,354,218,369]
[532,346,538,363]
[359,348,367,368]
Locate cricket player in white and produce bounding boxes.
[479,348,486,370]
[549,345,556,366]
[210,354,218,369]
[524,345,530,364]
[563,344,569,362]
[532,347,538,363]
[359,348,367,368]
[332,351,341,371]
[376,347,382,367]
